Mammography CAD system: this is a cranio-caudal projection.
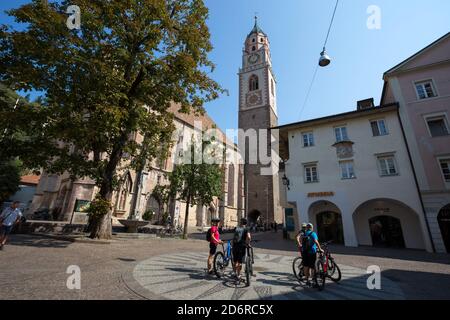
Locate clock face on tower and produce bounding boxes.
[246,91,262,107]
[248,53,260,65]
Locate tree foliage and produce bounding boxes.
[168,139,223,238]
[0,0,223,238]
[0,160,22,206]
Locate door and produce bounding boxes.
[438,205,450,253]
[316,212,344,244]
[369,216,405,248]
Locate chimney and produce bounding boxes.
[357,98,375,110]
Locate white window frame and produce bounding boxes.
[302,132,314,147]
[377,154,399,177]
[334,126,349,143]
[424,114,450,138]
[438,157,450,184]
[339,160,356,180]
[304,163,319,183]
[414,79,438,100]
[370,119,389,137]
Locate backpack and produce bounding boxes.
[301,231,315,254]
[233,226,247,245]
[206,228,212,242]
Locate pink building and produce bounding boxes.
[382,32,450,253]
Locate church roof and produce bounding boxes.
[248,18,266,37]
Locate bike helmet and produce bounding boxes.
[306,223,313,229]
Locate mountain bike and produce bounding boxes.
[244,244,254,287]
[213,240,233,278]
[315,250,327,291]
[321,241,341,282]
[293,250,326,290]
[292,248,305,283]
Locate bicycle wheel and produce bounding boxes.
[245,256,251,287]
[213,252,226,278]
[328,259,342,282]
[292,257,305,282]
[315,260,326,291]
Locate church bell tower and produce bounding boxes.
[238,17,281,226]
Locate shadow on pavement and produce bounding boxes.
[6,235,71,249]
[251,232,450,265]
[380,269,450,300]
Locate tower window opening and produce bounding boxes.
[249,75,259,91]
[252,46,256,51]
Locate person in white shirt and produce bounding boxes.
[0,201,23,250]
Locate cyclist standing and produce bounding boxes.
[232,218,251,284]
[301,223,323,288]
[207,218,223,275]
[296,223,308,249]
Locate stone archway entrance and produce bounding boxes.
[438,204,450,253]
[308,201,344,244]
[248,210,261,226]
[353,198,425,250]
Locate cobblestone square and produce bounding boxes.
[1,232,449,300]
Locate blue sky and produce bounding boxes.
[2,0,450,132]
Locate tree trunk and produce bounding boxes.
[128,168,143,220]
[183,197,190,239]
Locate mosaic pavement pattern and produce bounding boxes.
[130,252,405,300]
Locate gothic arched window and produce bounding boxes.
[249,75,259,91]
[227,164,235,207]
[119,172,132,210]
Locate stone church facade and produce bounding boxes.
[29,103,245,230]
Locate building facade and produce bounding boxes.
[381,32,450,253]
[30,103,245,230]
[238,19,283,226]
[277,102,433,252]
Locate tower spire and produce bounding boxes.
[248,14,265,37]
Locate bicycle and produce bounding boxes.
[293,241,341,286]
[244,243,254,287]
[158,225,182,237]
[292,248,305,283]
[243,240,260,287]
[292,248,326,291]
[213,240,233,278]
[321,241,342,282]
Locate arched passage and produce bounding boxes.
[353,198,425,250]
[248,210,261,226]
[438,204,450,253]
[308,201,344,244]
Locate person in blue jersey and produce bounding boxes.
[300,223,323,288]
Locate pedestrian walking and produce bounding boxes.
[0,201,23,250]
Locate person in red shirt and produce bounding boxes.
[207,218,223,274]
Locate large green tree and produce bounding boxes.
[0,160,22,206]
[168,139,224,239]
[0,0,222,239]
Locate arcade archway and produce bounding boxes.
[353,198,425,250]
[308,201,344,244]
[248,210,261,226]
[438,204,450,253]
